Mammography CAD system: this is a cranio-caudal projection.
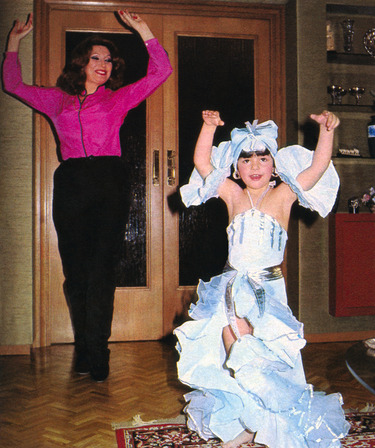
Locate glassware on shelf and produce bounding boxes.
[326,20,336,51]
[341,19,355,53]
[349,87,365,105]
[363,28,375,58]
[327,85,337,104]
[336,88,347,104]
[348,197,360,214]
[327,85,346,105]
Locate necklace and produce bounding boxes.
[246,184,272,210]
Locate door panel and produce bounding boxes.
[162,14,285,335]
[45,10,164,343]
[178,35,255,286]
[65,31,149,289]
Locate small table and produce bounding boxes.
[345,342,375,395]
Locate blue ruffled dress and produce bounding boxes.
[174,145,350,447]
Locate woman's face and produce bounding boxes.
[237,152,274,189]
[84,45,113,93]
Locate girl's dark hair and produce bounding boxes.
[56,35,125,95]
[239,148,271,158]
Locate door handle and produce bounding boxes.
[152,150,160,186]
[167,150,176,186]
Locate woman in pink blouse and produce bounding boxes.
[3,10,172,382]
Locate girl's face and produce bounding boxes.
[84,45,113,93]
[237,152,274,189]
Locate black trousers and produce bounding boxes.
[53,156,130,362]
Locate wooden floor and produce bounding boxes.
[0,339,373,448]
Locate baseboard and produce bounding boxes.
[306,330,375,343]
[0,345,31,355]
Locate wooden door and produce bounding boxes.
[34,0,285,346]
[35,5,165,344]
[162,13,285,335]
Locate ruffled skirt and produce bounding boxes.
[174,270,350,448]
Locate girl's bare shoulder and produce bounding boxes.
[218,179,247,220]
[271,181,297,203]
[261,183,298,230]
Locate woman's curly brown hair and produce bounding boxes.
[56,35,125,95]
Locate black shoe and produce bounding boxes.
[74,352,90,375]
[90,361,109,382]
[89,348,110,382]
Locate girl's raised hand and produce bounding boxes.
[202,110,224,127]
[310,110,340,132]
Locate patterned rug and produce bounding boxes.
[114,412,375,447]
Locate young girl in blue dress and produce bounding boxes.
[174,110,350,448]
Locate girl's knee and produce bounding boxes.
[222,325,236,353]
[237,318,253,336]
[222,319,253,353]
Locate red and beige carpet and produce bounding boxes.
[114,410,375,448]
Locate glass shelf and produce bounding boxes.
[326,4,375,17]
[332,157,375,164]
[327,51,375,65]
[328,104,375,113]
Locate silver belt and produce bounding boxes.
[223,262,283,339]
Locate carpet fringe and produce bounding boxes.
[345,403,375,414]
[113,405,375,431]
[112,414,186,430]
[360,403,375,412]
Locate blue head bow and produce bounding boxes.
[231,119,279,169]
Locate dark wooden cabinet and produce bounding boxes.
[329,213,375,316]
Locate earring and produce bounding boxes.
[269,180,277,188]
[272,168,279,178]
[233,169,241,180]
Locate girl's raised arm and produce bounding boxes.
[297,111,339,191]
[194,110,224,178]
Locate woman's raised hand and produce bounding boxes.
[7,13,33,52]
[117,10,154,41]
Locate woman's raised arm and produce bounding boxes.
[6,13,33,52]
[117,9,154,42]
